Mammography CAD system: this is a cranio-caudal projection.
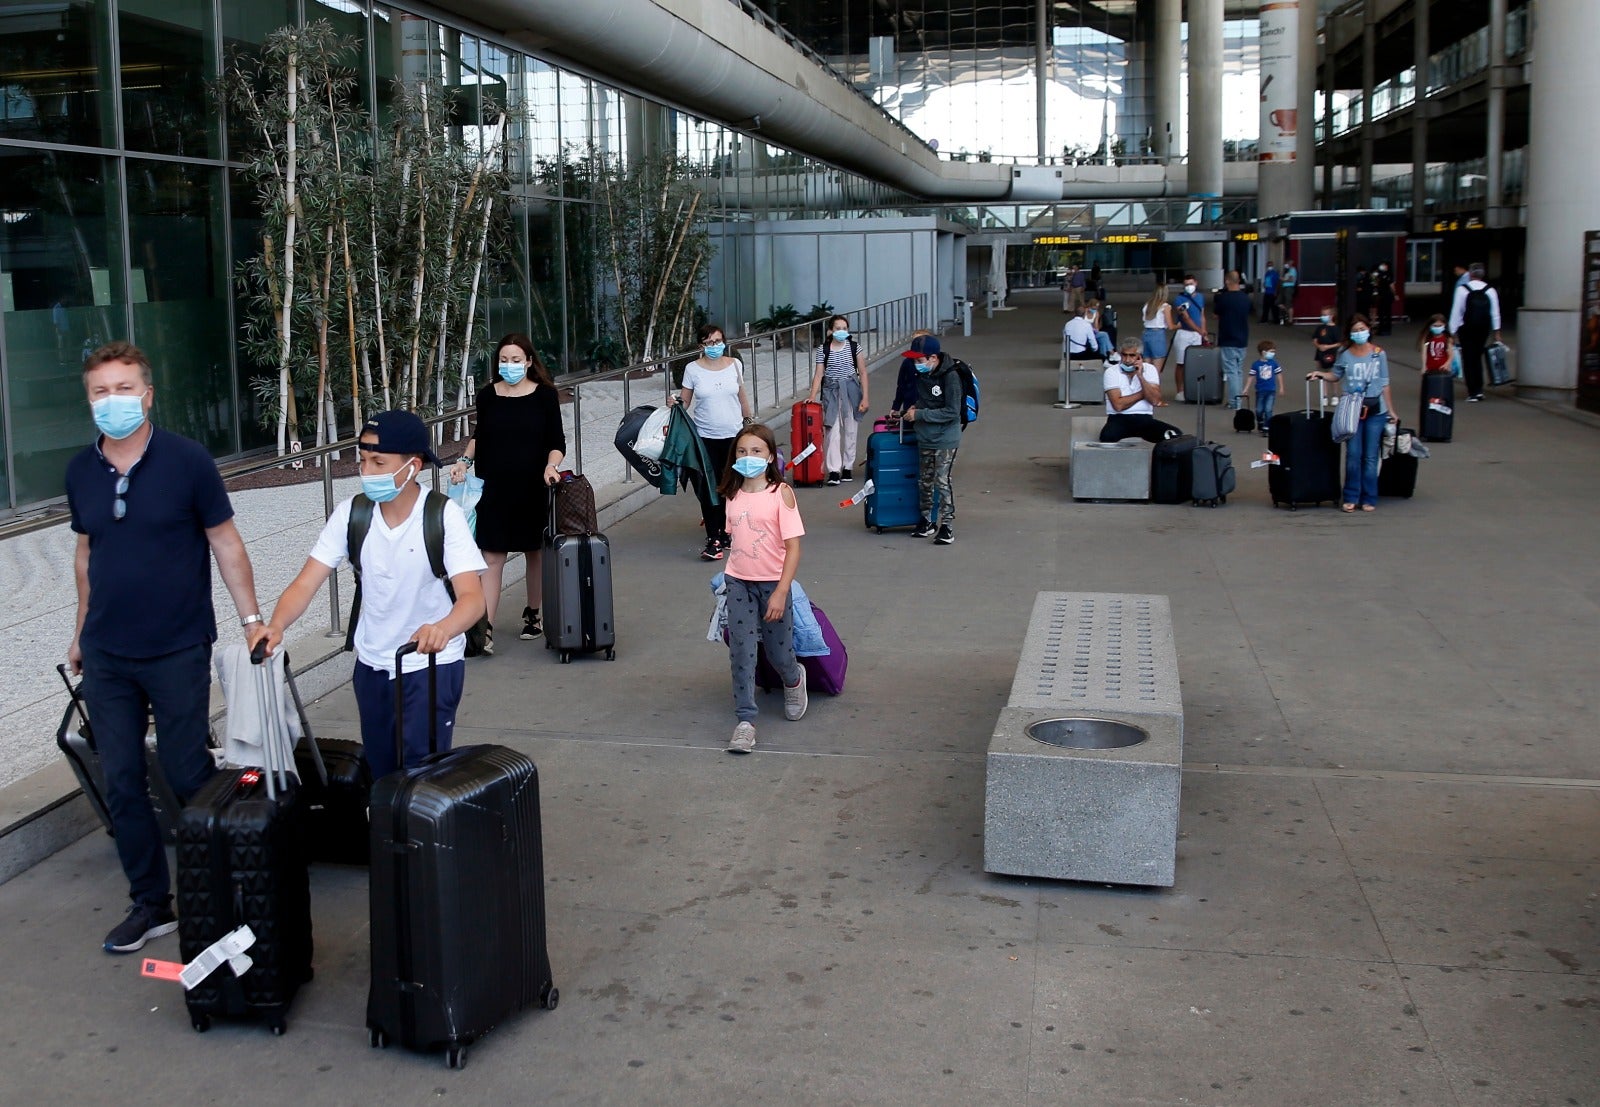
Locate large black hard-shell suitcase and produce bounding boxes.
[296,737,371,866]
[1268,379,1342,509]
[1419,372,1454,442]
[367,646,557,1070]
[1151,435,1198,504]
[177,769,313,1035]
[542,486,616,663]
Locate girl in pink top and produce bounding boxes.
[717,425,807,754]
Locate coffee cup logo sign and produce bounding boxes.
[1259,2,1299,165]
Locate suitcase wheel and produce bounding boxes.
[605,648,615,661]
[446,1044,469,1070]
[369,1026,389,1049]
[541,984,561,1011]
[269,1017,287,1037]
[191,1015,211,1033]
[559,650,572,664]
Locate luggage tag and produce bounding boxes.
[785,442,817,471]
[1427,400,1453,415]
[1250,452,1281,469]
[838,479,875,507]
[139,925,257,990]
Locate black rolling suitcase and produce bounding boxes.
[1268,378,1343,509]
[1379,429,1420,498]
[178,648,315,1036]
[368,645,558,1070]
[54,664,190,844]
[1419,373,1454,442]
[1151,435,1199,504]
[1181,347,1224,403]
[1190,399,1236,507]
[542,486,616,663]
[296,736,371,866]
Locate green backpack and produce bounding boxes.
[344,491,489,657]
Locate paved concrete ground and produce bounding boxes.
[2,290,1597,1105]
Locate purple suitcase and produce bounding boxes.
[754,601,848,696]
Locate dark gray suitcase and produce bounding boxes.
[55,663,190,844]
[541,487,616,663]
[367,646,558,1070]
[1189,394,1236,507]
[1181,346,1225,403]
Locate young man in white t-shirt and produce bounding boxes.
[1062,305,1101,360]
[1100,339,1184,443]
[257,411,487,779]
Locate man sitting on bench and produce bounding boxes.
[1063,304,1102,361]
[1101,338,1183,443]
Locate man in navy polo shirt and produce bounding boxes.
[66,342,268,954]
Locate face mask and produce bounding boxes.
[703,343,726,359]
[732,456,768,479]
[832,329,850,342]
[91,392,148,440]
[1430,324,1445,335]
[362,460,414,504]
[498,362,526,385]
[916,359,936,374]
[1320,314,1332,324]
[1264,351,1276,361]
[1349,329,1370,345]
[1184,284,1196,294]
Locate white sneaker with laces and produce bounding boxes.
[727,721,756,754]
[783,666,809,721]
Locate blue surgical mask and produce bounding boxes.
[832,329,850,341]
[703,343,726,359]
[498,362,526,385]
[91,392,148,440]
[1264,350,1276,361]
[362,461,414,504]
[915,359,936,374]
[1430,324,1445,334]
[1349,329,1370,344]
[732,456,768,478]
[1320,314,1332,324]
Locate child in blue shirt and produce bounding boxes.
[1248,339,1281,434]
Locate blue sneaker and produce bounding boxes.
[104,902,178,954]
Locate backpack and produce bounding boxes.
[1462,286,1493,333]
[949,359,979,427]
[345,491,489,656]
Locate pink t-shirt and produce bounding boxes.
[724,482,805,582]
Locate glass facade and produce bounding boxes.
[0,0,911,511]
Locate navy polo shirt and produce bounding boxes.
[66,427,235,658]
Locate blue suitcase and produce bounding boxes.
[863,427,922,532]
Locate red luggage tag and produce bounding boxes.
[141,958,185,983]
[1250,452,1281,469]
[786,442,816,470]
[839,479,876,507]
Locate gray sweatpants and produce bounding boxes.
[725,576,801,722]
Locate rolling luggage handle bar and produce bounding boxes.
[393,643,439,769]
[56,663,95,750]
[1303,375,1327,415]
[248,642,329,797]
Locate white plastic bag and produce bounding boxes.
[633,407,671,461]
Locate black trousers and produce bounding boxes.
[1101,413,1182,443]
[689,435,735,540]
[1376,296,1395,335]
[1457,330,1490,397]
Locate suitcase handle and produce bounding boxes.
[393,643,439,768]
[246,642,329,788]
[56,663,95,751]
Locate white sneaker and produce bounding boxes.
[1175,391,1186,403]
[783,666,809,721]
[727,721,756,754]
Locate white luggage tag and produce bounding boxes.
[1250,452,1281,469]
[785,442,817,470]
[838,479,875,508]
[141,925,257,990]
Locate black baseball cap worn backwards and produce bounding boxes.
[359,410,442,466]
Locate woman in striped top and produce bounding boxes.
[806,315,870,485]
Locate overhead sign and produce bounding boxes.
[1164,229,1230,243]
[1034,235,1092,245]
[1258,2,1300,165]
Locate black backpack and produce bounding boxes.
[1462,286,1493,333]
[345,491,489,656]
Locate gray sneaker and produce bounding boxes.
[783,666,809,721]
[727,721,757,754]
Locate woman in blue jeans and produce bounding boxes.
[1309,314,1397,512]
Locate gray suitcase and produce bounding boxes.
[541,487,616,664]
[1189,395,1236,507]
[1181,346,1225,403]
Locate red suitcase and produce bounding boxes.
[790,401,825,486]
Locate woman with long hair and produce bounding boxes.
[1141,282,1176,377]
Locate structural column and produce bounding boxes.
[1151,0,1181,164]
[1410,0,1430,224]
[1484,0,1508,226]
[1036,0,1049,163]
[1519,0,1600,398]
[1257,1,1313,226]
[1186,0,1223,284]
[1358,0,1375,207]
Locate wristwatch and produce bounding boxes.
[240,614,264,627]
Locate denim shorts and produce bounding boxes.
[1142,327,1170,359]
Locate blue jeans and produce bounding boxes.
[1255,390,1276,427]
[1095,331,1114,357]
[352,659,466,780]
[1219,347,1246,408]
[1343,410,1386,507]
[80,640,217,908]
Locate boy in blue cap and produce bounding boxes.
[899,335,963,545]
[257,411,487,777]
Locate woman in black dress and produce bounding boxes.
[449,334,566,655]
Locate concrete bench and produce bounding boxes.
[1070,416,1152,502]
[984,591,1183,887]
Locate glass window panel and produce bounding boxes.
[228,169,272,451]
[220,2,299,161]
[118,0,217,158]
[126,160,232,454]
[0,0,115,148]
[0,149,123,505]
